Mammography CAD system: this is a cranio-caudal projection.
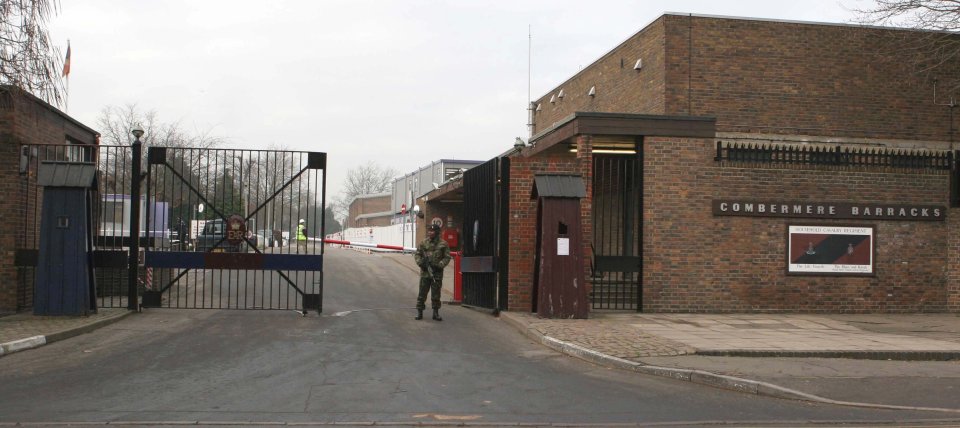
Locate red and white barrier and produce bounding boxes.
[321,238,416,252]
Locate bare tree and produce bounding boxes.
[332,161,399,224]
[0,0,64,107]
[342,161,398,199]
[853,0,960,93]
[97,104,224,148]
[96,104,227,232]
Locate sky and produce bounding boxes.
[48,0,864,200]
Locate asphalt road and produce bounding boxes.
[0,247,957,426]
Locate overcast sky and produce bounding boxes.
[49,1,863,199]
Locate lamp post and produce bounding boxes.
[412,204,421,247]
[127,124,144,310]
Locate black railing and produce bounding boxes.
[715,141,953,171]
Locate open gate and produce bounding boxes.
[460,157,509,311]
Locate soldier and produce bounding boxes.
[414,223,451,321]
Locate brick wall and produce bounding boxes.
[0,128,17,312]
[534,19,666,134]
[949,208,960,313]
[506,135,593,312]
[0,90,98,312]
[644,136,952,313]
[533,14,960,142]
[348,194,391,228]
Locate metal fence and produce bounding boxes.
[715,141,953,171]
[16,144,134,311]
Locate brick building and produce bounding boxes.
[488,14,960,315]
[347,193,392,228]
[0,87,99,313]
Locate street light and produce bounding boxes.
[131,124,144,140]
[127,124,145,310]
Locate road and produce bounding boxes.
[0,247,955,426]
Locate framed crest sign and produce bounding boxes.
[787,225,874,276]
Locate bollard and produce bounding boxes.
[452,251,462,304]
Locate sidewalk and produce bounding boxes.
[0,308,130,357]
[501,311,960,412]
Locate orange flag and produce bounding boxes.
[62,43,71,77]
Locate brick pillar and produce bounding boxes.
[576,134,594,309]
[949,206,960,313]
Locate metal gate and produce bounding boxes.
[591,146,643,311]
[14,143,327,313]
[16,143,134,311]
[460,156,509,311]
[142,146,327,312]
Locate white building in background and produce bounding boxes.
[391,159,483,223]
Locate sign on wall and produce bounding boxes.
[787,225,874,275]
[713,200,944,221]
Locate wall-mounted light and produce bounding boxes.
[588,86,596,97]
[568,142,636,154]
[19,146,30,174]
[634,59,643,70]
[514,137,526,153]
[549,95,556,104]
[557,89,565,99]
[536,103,542,112]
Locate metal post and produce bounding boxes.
[127,127,144,310]
[453,251,462,304]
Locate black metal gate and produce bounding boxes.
[141,147,327,312]
[14,143,327,313]
[591,145,643,311]
[460,156,509,311]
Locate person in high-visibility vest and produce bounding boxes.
[297,218,307,253]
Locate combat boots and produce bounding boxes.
[432,309,442,321]
[415,309,423,320]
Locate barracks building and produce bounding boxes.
[452,13,960,316]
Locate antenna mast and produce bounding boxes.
[527,25,533,138]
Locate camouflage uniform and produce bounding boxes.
[414,235,451,310]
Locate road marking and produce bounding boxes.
[411,414,482,421]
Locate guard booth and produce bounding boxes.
[34,161,98,315]
[532,174,588,319]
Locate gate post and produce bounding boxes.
[127,127,144,310]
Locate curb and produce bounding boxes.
[697,349,960,361]
[0,310,133,358]
[499,312,960,414]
